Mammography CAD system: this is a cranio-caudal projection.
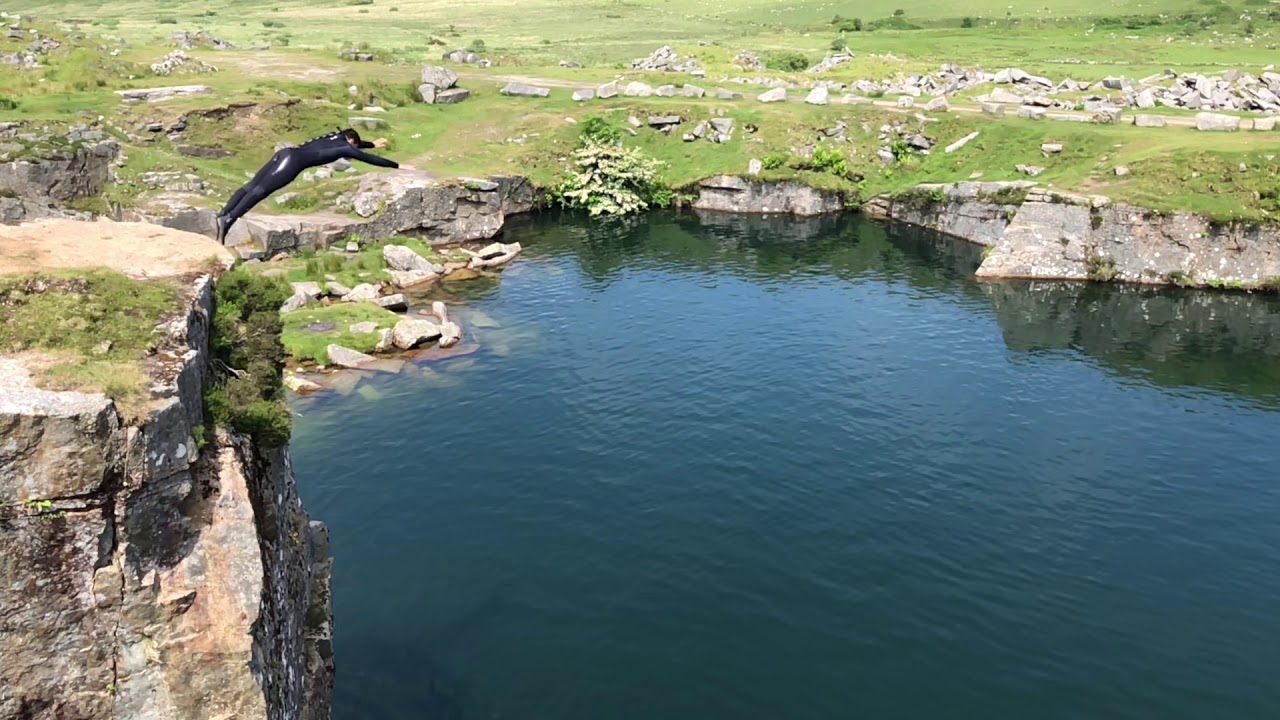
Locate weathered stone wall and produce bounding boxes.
[693,175,846,216]
[0,276,333,720]
[868,182,1280,288]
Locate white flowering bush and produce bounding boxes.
[555,142,667,216]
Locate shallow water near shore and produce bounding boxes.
[290,210,1280,720]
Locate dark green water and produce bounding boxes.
[290,211,1280,720]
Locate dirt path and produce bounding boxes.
[0,218,235,279]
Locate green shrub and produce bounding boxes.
[262,19,284,28]
[158,17,178,24]
[762,153,788,170]
[838,17,863,32]
[765,51,810,72]
[470,39,487,52]
[555,142,666,216]
[961,16,974,28]
[578,115,624,146]
[206,269,292,448]
[0,96,17,111]
[811,145,847,176]
[347,0,374,5]
[830,37,847,51]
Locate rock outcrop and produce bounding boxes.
[0,275,334,719]
[868,182,1280,288]
[693,176,845,216]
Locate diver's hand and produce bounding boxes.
[373,138,388,149]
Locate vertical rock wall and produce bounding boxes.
[0,276,333,720]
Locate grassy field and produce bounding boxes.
[3,0,1280,222]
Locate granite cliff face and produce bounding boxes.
[866,182,1280,288]
[692,175,846,216]
[0,276,333,720]
[0,124,119,224]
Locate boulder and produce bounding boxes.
[897,96,914,108]
[623,82,654,97]
[1015,164,1045,177]
[438,320,463,348]
[1016,106,1046,120]
[434,88,469,104]
[390,269,437,288]
[597,81,619,99]
[842,95,873,105]
[748,159,762,176]
[989,88,1022,104]
[500,83,550,98]
[758,88,787,103]
[716,88,743,100]
[656,85,677,97]
[1114,166,1130,177]
[280,291,310,313]
[572,89,595,101]
[1134,114,1167,128]
[391,318,443,349]
[327,344,378,368]
[326,280,353,297]
[925,96,950,112]
[283,373,323,393]
[421,66,458,89]
[805,86,829,105]
[349,321,380,334]
[683,84,705,98]
[981,102,1005,115]
[376,293,409,311]
[709,118,734,134]
[1195,112,1240,131]
[343,283,380,302]
[1252,117,1276,131]
[374,328,395,353]
[1041,143,1063,154]
[1136,89,1156,109]
[383,244,442,274]
[648,115,682,127]
[291,281,323,300]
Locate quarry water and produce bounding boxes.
[290,210,1280,720]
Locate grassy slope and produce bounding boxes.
[3,0,1280,220]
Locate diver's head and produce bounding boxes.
[340,127,362,146]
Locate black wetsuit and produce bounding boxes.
[217,131,399,239]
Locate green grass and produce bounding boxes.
[281,302,400,362]
[239,237,468,290]
[0,270,181,418]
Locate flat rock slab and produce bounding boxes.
[327,344,378,368]
[115,85,212,102]
[500,83,551,98]
[434,88,470,104]
[0,218,233,278]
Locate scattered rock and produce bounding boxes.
[981,102,1005,115]
[291,281,324,300]
[390,270,437,288]
[683,84,705,98]
[1114,166,1130,177]
[1252,117,1276,131]
[597,81,619,99]
[624,81,654,97]
[716,88,743,100]
[1041,143,1063,154]
[925,96,950,112]
[1016,164,1045,177]
[648,115,682,128]
[280,292,310,313]
[438,320,463,348]
[897,96,914,108]
[115,85,213,102]
[384,244,443,274]
[327,281,353,297]
[349,321,380,334]
[656,85,677,97]
[632,46,701,73]
[376,294,408,311]
[327,344,378,368]
[284,373,323,393]
[392,318,443,349]
[501,83,551,98]
[877,148,897,165]
[1195,112,1240,131]
[807,51,855,74]
[748,158,762,176]
[989,88,1023,104]
[343,283,379,302]
[572,89,594,101]
[374,328,395,353]
[758,88,787,103]
[1134,114,1167,128]
[434,88,470,104]
[805,86,829,105]
[1016,106,1046,120]
[734,50,765,72]
[944,131,980,154]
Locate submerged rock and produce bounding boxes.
[327,344,378,368]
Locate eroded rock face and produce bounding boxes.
[0,276,333,720]
[869,183,1280,288]
[0,140,119,203]
[692,175,845,216]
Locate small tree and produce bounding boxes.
[961,16,974,28]
[556,142,666,216]
[893,8,905,16]
[469,38,486,52]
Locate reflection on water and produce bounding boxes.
[292,209,1280,720]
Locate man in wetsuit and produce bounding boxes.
[215,127,400,243]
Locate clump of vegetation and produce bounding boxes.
[347,0,374,5]
[555,142,667,216]
[961,16,975,28]
[764,51,810,72]
[1086,256,1118,282]
[0,270,180,419]
[762,153,788,170]
[0,96,17,111]
[280,303,399,363]
[978,186,1030,206]
[836,17,863,32]
[1164,269,1196,287]
[262,19,285,28]
[204,268,292,448]
[158,16,178,24]
[470,39,487,52]
[578,114,624,146]
[809,145,848,177]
